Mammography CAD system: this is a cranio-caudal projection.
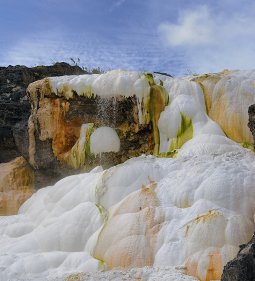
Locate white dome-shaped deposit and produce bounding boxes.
[90,127,120,155]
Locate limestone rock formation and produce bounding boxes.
[1,69,255,281]
[23,69,255,181]
[2,69,255,280]
[0,157,34,215]
[4,68,255,191]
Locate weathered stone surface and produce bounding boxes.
[221,235,255,281]
[0,62,86,163]
[0,157,34,215]
[23,71,171,180]
[25,82,154,174]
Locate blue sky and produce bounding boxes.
[0,0,254,75]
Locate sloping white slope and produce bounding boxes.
[1,148,255,280]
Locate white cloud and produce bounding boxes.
[158,6,214,47]
[158,4,255,73]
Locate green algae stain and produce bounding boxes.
[84,125,94,159]
[63,123,95,169]
[198,81,209,114]
[143,73,169,155]
[95,203,109,223]
[240,142,254,151]
[158,150,178,158]
[98,259,107,271]
[144,72,155,86]
[169,112,193,151]
[60,84,94,99]
[81,85,93,98]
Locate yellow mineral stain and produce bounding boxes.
[193,209,221,224]
[183,210,221,238]
[186,250,223,281]
[28,114,36,167]
[27,79,83,167]
[62,123,95,169]
[184,211,224,280]
[205,251,223,281]
[194,71,254,143]
[194,74,221,113]
[185,259,198,280]
[93,182,164,270]
[0,157,35,215]
[143,74,169,155]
